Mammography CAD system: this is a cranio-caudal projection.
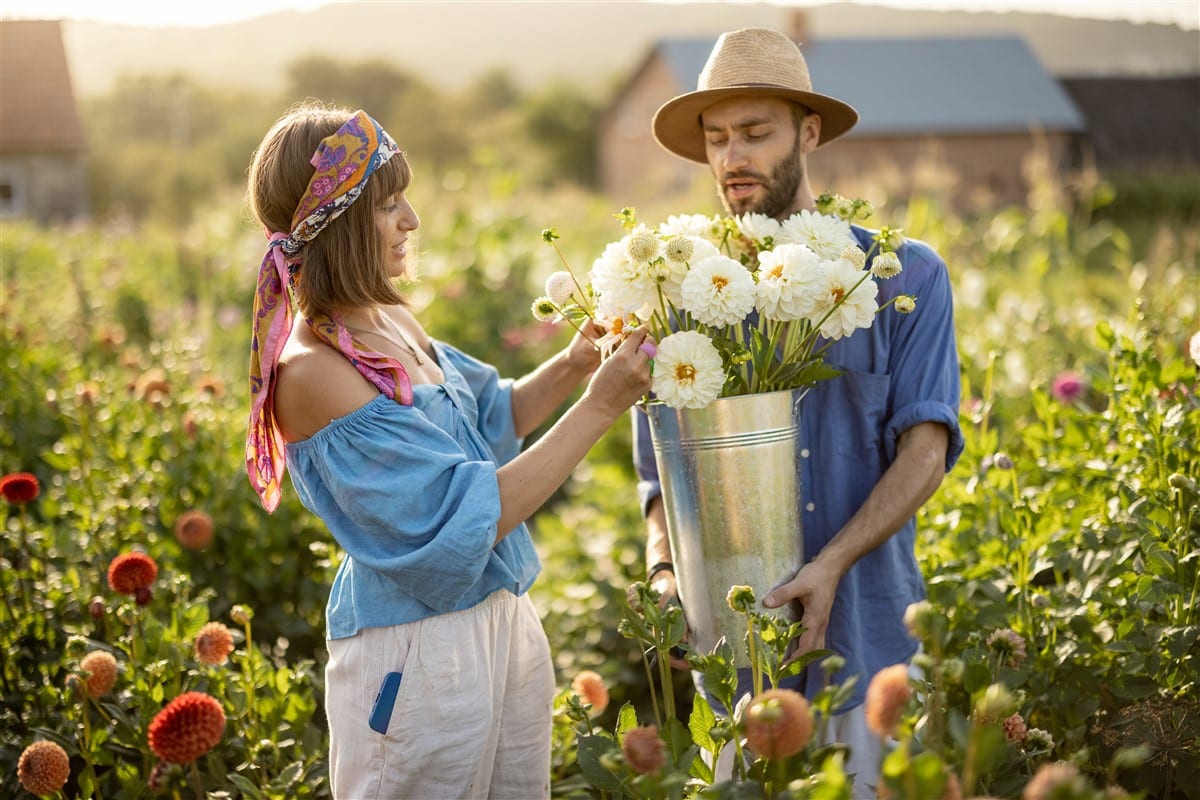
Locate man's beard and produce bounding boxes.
[717,137,804,220]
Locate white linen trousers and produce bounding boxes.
[325,590,554,800]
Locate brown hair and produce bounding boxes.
[247,101,412,318]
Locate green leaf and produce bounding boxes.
[688,696,717,752]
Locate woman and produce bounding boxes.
[244,103,653,798]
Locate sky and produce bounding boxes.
[0,0,1197,29]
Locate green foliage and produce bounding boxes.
[2,143,1198,797]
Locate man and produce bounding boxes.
[632,27,963,796]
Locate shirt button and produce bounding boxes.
[806,502,815,512]
[800,448,810,458]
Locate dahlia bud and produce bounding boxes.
[902,600,937,641]
[89,596,107,619]
[230,605,253,626]
[821,654,846,675]
[135,587,154,606]
[726,585,756,614]
[622,725,667,775]
[941,658,965,685]
[974,683,1018,723]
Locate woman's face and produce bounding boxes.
[374,192,420,278]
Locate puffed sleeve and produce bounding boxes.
[439,344,522,465]
[288,396,503,611]
[881,245,964,471]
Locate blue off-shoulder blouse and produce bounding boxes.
[285,341,540,640]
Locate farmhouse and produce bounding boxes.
[0,19,89,223]
[599,33,1088,210]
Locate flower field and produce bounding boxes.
[1,162,1197,798]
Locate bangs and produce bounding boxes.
[364,151,412,206]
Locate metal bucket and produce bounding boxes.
[646,388,805,667]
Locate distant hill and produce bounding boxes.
[56,1,1200,98]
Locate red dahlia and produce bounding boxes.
[148,692,226,764]
[107,552,158,595]
[1,471,40,504]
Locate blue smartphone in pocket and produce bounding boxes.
[369,671,403,734]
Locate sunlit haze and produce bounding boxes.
[0,0,1196,29]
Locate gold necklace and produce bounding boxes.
[342,321,426,365]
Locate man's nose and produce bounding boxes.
[722,139,749,171]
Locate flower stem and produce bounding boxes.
[190,761,204,800]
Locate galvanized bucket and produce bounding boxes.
[645,388,805,667]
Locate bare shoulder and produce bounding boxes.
[273,337,379,442]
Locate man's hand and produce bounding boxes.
[649,570,691,670]
[762,559,839,663]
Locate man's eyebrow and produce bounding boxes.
[702,115,776,133]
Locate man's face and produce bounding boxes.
[701,96,811,219]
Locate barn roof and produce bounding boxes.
[655,35,1086,137]
[0,19,87,153]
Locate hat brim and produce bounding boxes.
[652,86,859,164]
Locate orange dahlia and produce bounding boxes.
[865,663,912,737]
[107,552,158,595]
[622,725,667,775]
[79,650,119,697]
[571,670,610,714]
[743,688,814,759]
[194,622,235,666]
[1,471,40,504]
[18,740,71,795]
[148,692,225,764]
[174,509,214,551]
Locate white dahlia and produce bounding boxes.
[810,258,879,340]
[590,240,657,316]
[658,213,719,238]
[735,213,781,247]
[652,331,725,409]
[778,210,855,260]
[679,255,757,327]
[754,243,824,322]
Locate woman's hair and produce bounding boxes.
[247,101,412,318]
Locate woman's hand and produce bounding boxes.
[564,319,606,376]
[581,326,655,419]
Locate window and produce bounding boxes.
[0,164,26,218]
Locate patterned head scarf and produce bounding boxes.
[246,109,411,512]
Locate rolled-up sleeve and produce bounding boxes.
[881,249,964,471]
[632,407,662,517]
[290,397,501,612]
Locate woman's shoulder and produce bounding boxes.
[274,337,380,442]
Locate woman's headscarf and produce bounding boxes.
[245,109,415,512]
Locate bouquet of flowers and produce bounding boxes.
[533,193,914,409]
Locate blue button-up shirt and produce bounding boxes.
[287,342,540,640]
[633,227,963,710]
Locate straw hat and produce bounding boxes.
[653,27,859,164]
